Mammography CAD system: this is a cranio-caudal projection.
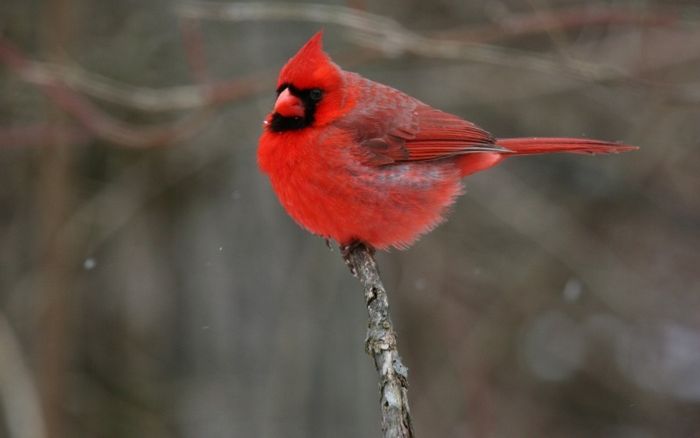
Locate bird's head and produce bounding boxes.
[266,31,350,132]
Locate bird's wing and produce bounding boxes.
[342,81,506,166]
[392,105,505,160]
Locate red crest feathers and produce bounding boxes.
[277,31,339,90]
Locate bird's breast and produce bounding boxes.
[258,127,464,249]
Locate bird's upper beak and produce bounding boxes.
[273,88,305,118]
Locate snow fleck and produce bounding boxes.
[562,278,583,302]
[83,258,97,270]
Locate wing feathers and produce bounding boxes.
[361,105,502,165]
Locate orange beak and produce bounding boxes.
[273,88,305,118]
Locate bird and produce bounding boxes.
[257,31,637,251]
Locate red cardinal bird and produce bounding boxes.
[258,32,636,250]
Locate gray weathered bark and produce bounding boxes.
[344,244,414,438]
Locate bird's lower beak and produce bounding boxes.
[274,88,305,118]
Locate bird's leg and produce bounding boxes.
[324,238,333,251]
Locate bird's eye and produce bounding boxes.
[309,89,323,101]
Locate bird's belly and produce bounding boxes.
[277,160,463,249]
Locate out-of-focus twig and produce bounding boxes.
[438,4,675,43]
[0,36,213,147]
[177,1,636,81]
[35,3,75,436]
[0,124,91,147]
[179,17,212,84]
[0,313,48,438]
[670,83,700,105]
[177,2,401,35]
[17,58,270,112]
[466,167,650,315]
[344,244,414,438]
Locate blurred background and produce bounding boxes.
[1,1,699,437]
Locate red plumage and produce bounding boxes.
[258,31,637,250]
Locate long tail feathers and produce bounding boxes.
[457,137,637,177]
[497,137,638,155]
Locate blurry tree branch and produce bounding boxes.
[178,18,212,84]
[0,314,48,438]
[0,36,213,147]
[0,124,91,148]
[15,58,270,112]
[436,5,675,43]
[344,244,414,438]
[177,2,671,82]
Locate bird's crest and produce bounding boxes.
[277,31,339,90]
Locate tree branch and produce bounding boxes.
[0,313,47,438]
[0,36,215,147]
[177,1,659,82]
[344,244,414,438]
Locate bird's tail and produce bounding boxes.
[496,137,638,155]
[457,137,637,177]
